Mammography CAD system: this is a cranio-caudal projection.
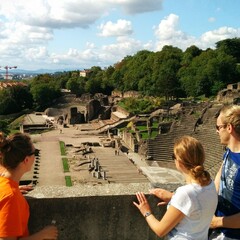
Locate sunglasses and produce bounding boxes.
[215,124,227,131]
[28,149,38,156]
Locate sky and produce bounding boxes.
[0,0,240,71]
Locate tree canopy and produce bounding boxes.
[1,37,240,115]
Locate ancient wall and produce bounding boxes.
[26,184,176,240]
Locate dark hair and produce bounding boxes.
[174,135,211,186]
[0,132,34,170]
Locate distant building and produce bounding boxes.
[79,69,91,77]
[0,81,27,90]
[20,113,54,133]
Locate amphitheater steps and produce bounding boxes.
[147,103,224,177]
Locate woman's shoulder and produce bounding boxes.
[0,177,19,199]
[175,183,204,197]
[176,183,196,192]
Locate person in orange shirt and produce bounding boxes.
[0,132,58,240]
[0,165,33,194]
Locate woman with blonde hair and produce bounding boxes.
[134,135,218,239]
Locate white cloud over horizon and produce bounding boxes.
[0,0,239,71]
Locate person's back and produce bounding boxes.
[168,181,217,239]
[0,176,29,237]
[134,136,218,239]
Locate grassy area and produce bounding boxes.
[62,158,70,172]
[140,130,158,140]
[117,97,163,114]
[150,131,158,139]
[59,141,66,155]
[136,125,147,131]
[65,176,72,187]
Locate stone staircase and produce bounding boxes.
[147,110,197,162]
[194,104,224,177]
[147,103,224,178]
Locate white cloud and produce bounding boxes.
[0,1,239,70]
[0,0,106,29]
[101,36,149,64]
[199,27,240,49]
[155,14,181,40]
[154,14,196,51]
[25,47,49,60]
[49,47,100,68]
[153,14,240,51]
[47,36,147,69]
[98,19,133,37]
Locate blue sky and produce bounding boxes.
[0,0,239,71]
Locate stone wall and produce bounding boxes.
[26,184,176,240]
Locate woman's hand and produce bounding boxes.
[133,192,151,217]
[210,215,223,229]
[35,225,58,239]
[149,188,173,206]
[19,185,34,194]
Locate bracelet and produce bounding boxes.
[144,212,152,218]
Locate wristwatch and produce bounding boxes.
[144,212,152,218]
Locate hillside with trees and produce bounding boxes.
[0,37,240,116]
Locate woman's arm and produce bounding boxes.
[214,163,223,193]
[146,205,184,237]
[133,192,184,237]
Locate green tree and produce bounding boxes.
[0,120,10,135]
[181,45,202,66]
[53,71,71,89]
[121,50,154,92]
[84,67,104,94]
[152,46,183,99]
[30,74,61,110]
[31,84,61,110]
[216,38,240,63]
[0,89,19,114]
[66,76,85,96]
[9,85,33,110]
[101,66,115,95]
[179,49,239,97]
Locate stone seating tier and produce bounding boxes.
[147,104,223,178]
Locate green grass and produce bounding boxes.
[141,132,149,139]
[65,176,72,187]
[136,126,147,131]
[150,131,159,139]
[141,130,159,140]
[62,158,69,172]
[59,141,66,155]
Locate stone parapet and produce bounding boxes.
[26,183,177,240]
